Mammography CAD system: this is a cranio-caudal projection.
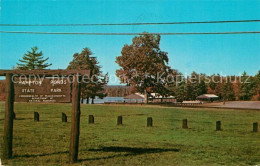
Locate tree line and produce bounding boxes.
[115,33,260,102]
[169,71,259,102]
[0,33,259,103]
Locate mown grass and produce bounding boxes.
[0,102,260,165]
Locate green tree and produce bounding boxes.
[215,81,224,100]
[185,80,193,100]
[238,71,255,100]
[215,76,236,101]
[116,33,172,103]
[17,46,52,70]
[67,48,108,104]
[186,72,207,100]
[254,70,260,100]
[174,81,186,102]
[198,80,207,95]
[223,80,235,101]
[209,74,218,91]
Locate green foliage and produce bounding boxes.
[223,81,236,101]
[169,72,209,101]
[17,46,52,70]
[171,71,260,101]
[208,74,220,90]
[67,48,108,103]
[173,81,186,102]
[184,72,207,100]
[215,77,236,101]
[0,103,260,165]
[238,72,256,100]
[254,70,260,100]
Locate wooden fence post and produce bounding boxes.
[62,113,67,122]
[89,115,94,124]
[69,75,81,164]
[13,112,16,120]
[3,73,14,159]
[34,112,39,121]
[117,116,122,125]
[253,122,258,132]
[182,119,188,129]
[147,117,153,127]
[216,121,221,131]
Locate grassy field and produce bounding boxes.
[0,103,260,166]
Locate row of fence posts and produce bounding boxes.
[20,112,258,132]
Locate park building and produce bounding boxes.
[123,93,145,103]
[196,94,219,102]
[149,93,176,103]
[123,93,176,103]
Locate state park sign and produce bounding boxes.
[14,77,71,103]
[1,69,89,162]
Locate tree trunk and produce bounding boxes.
[91,98,94,104]
[3,73,14,159]
[69,75,81,163]
[81,98,83,104]
[86,97,89,104]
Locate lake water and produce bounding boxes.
[83,97,144,104]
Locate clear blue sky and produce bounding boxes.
[0,0,260,84]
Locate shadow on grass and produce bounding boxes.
[13,151,69,158]
[12,146,179,162]
[88,146,179,153]
[0,118,33,121]
[79,146,179,162]
[14,118,33,120]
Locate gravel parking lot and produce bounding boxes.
[204,101,260,109]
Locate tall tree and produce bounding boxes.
[215,77,235,101]
[186,72,207,100]
[238,71,255,100]
[173,81,187,102]
[67,48,108,104]
[254,70,260,100]
[116,33,172,103]
[208,74,221,94]
[223,80,235,101]
[17,46,52,70]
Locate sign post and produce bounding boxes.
[69,74,81,163]
[0,70,89,163]
[3,73,14,159]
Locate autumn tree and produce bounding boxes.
[105,86,131,97]
[67,48,108,104]
[17,46,52,70]
[116,33,172,103]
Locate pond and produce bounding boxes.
[83,97,144,104]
